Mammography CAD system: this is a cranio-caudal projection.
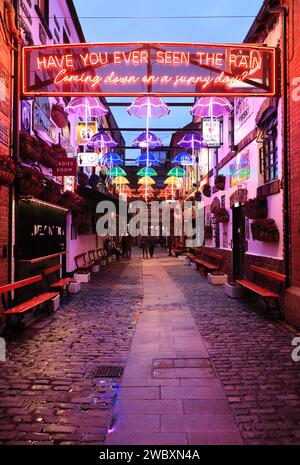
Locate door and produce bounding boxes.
[232,206,246,280]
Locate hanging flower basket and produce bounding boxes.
[19,132,43,162]
[202,183,211,198]
[41,179,62,204]
[40,143,58,169]
[251,218,279,242]
[17,165,44,197]
[0,153,16,185]
[211,197,220,214]
[51,144,67,158]
[51,104,69,128]
[244,197,268,219]
[59,191,85,211]
[214,174,226,191]
[214,207,229,223]
[204,225,213,240]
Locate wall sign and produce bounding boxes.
[21,100,31,134]
[235,97,254,128]
[17,200,66,260]
[230,150,250,187]
[77,122,97,145]
[22,42,277,97]
[52,157,77,176]
[78,152,99,167]
[202,118,221,147]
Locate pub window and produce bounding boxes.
[257,107,278,183]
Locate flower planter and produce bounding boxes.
[251,218,279,242]
[184,257,191,266]
[214,207,229,223]
[244,197,268,219]
[100,259,107,267]
[191,262,198,270]
[204,225,213,240]
[214,174,226,191]
[60,191,85,211]
[18,166,44,197]
[73,272,91,283]
[202,183,211,198]
[69,281,81,294]
[224,282,244,299]
[50,294,60,312]
[41,180,62,204]
[208,272,228,285]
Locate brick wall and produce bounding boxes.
[0,187,9,286]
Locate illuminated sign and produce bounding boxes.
[22,42,277,97]
[230,150,250,187]
[77,152,99,167]
[202,118,221,147]
[53,157,77,176]
[77,121,97,145]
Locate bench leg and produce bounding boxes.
[276,299,283,320]
[66,283,71,297]
[264,298,270,319]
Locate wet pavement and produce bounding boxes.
[1,249,300,445]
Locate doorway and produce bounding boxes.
[232,205,246,280]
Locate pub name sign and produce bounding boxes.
[22,42,277,97]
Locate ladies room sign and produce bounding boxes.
[22,42,277,97]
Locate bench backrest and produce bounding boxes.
[74,253,87,267]
[250,265,286,283]
[88,250,96,262]
[44,264,62,276]
[197,247,222,263]
[0,275,42,295]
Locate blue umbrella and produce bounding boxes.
[102,152,123,166]
[87,131,117,152]
[171,152,196,166]
[136,152,160,166]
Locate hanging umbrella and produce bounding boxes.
[191,97,233,118]
[138,176,156,186]
[171,152,195,166]
[108,166,127,177]
[102,152,123,166]
[132,131,163,148]
[136,152,160,166]
[178,132,207,150]
[137,166,158,177]
[87,131,118,151]
[66,97,108,118]
[168,166,186,177]
[127,96,170,119]
[112,176,129,185]
[164,176,183,186]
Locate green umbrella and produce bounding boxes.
[167,166,186,177]
[108,166,127,177]
[137,166,158,177]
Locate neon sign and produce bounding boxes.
[22,42,277,97]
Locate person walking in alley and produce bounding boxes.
[104,237,121,261]
[121,234,128,259]
[141,236,149,259]
[149,237,155,258]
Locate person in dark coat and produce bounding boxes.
[149,237,155,258]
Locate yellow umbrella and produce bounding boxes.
[112,176,129,185]
[138,176,156,186]
[164,176,182,186]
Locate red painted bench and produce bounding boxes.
[43,264,72,296]
[187,247,222,273]
[74,252,94,273]
[236,265,285,318]
[0,275,59,331]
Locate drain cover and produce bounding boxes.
[93,366,124,378]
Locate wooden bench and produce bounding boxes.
[173,244,185,256]
[187,247,222,274]
[43,264,72,297]
[0,275,59,331]
[236,265,285,318]
[96,248,108,263]
[88,249,100,265]
[74,252,94,273]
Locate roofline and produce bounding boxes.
[244,0,280,43]
[66,0,85,43]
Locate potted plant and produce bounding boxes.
[17,165,44,197]
[214,174,226,190]
[41,178,62,204]
[251,218,279,242]
[207,270,228,285]
[214,207,229,223]
[202,183,211,197]
[51,103,68,128]
[204,225,213,240]
[224,282,244,299]
[244,197,268,219]
[51,144,67,158]
[0,152,16,185]
[40,142,58,168]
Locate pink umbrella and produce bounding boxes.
[66,97,108,118]
[191,97,233,118]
